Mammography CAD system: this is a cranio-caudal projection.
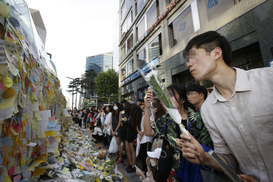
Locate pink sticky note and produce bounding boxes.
[0,81,4,91]
[8,166,15,179]
[13,174,22,182]
[48,117,55,121]
[13,124,20,133]
[19,147,26,155]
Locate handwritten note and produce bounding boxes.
[61,167,69,174]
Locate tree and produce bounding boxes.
[95,69,118,104]
[82,69,97,98]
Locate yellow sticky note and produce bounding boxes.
[0,64,8,76]
[78,165,84,170]
[4,176,12,182]
[96,178,100,182]
[33,168,46,176]
[98,166,102,170]
[3,77,13,88]
[0,94,15,109]
[0,1,10,17]
[45,131,53,137]
[61,167,69,174]
[53,148,60,156]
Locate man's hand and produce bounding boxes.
[180,133,206,164]
[239,174,258,182]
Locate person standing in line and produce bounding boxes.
[110,103,123,163]
[136,100,152,175]
[180,31,273,182]
[122,103,136,173]
[187,84,208,111]
[72,107,78,123]
[77,109,83,127]
[103,105,113,148]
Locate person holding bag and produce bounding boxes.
[143,97,181,182]
[111,102,123,163]
[103,105,113,148]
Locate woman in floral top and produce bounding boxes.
[167,83,213,182]
[144,97,182,181]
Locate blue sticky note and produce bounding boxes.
[83,171,89,175]
[19,179,28,182]
[2,136,11,146]
[21,165,27,177]
[48,121,56,127]
[26,126,31,140]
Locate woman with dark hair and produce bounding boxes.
[152,100,166,122]
[135,104,152,174]
[167,83,214,182]
[110,102,123,163]
[124,105,140,173]
[103,105,113,147]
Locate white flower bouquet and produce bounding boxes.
[138,63,189,135]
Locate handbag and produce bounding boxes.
[151,134,164,151]
[200,151,241,182]
[109,136,118,153]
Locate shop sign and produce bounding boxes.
[120,57,159,86]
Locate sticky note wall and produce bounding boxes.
[0,1,70,181]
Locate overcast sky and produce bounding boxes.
[24,0,119,107]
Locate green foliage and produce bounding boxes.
[95,69,118,104]
[82,69,97,98]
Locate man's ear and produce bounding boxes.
[200,93,205,99]
[214,47,222,61]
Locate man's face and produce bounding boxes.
[187,91,204,107]
[137,101,141,106]
[186,47,217,81]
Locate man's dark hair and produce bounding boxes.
[184,31,232,66]
[137,99,144,103]
[187,84,208,100]
[121,100,128,104]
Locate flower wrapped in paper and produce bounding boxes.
[138,62,188,135]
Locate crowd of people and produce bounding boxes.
[68,31,272,182]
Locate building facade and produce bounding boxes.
[85,52,113,98]
[86,52,113,73]
[118,0,273,103]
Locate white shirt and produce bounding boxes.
[201,67,273,182]
[93,127,103,136]
[104,112,112,126]
[139,114,152,144]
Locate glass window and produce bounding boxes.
[136,0,145,15]
[121,22,126,37]
[121,65,127,77]
[127,34,133,53]
[127,10,132,30]
[121,44,126,59]
[137,18,145,40]
[121,3,126,20]
[198,0,234,28]
[127,59,133,75]
[147,1,159,29]
[170,6,194,46]
[148,34,162,61]
[126,0,132,12]
[138,48,147,68]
